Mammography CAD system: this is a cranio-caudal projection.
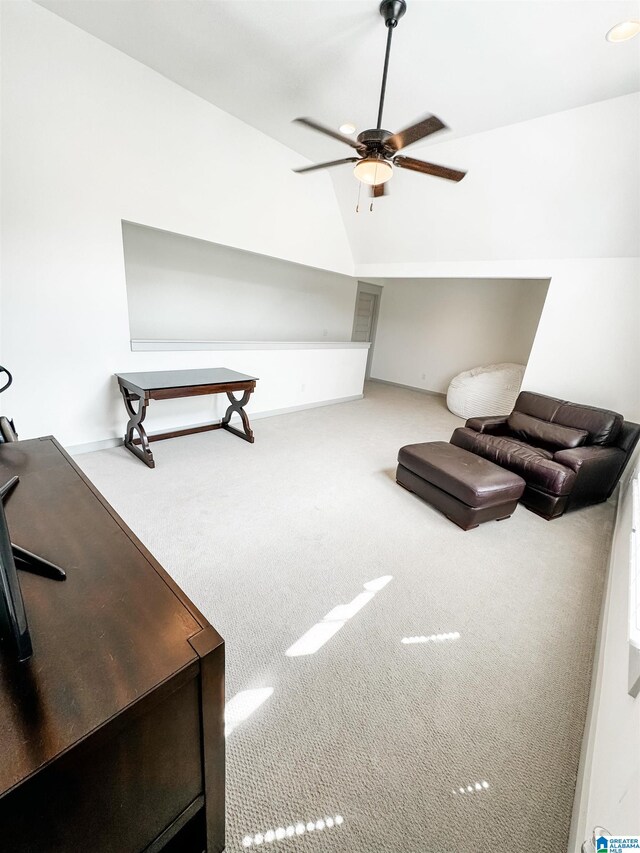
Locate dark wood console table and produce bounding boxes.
[116,368,258,468]
[0,437,225,852]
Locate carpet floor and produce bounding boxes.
[77,382,612,853]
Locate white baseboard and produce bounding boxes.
[66,393,364,456]
[246,394,363,421]
[67,436,125,455]
[368,377,446,398]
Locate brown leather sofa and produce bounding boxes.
[450,391,640,519]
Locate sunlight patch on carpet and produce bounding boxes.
[225,687,273,738]
[401,631,461,644]
[242,814,344,847]
[285,576,393,657]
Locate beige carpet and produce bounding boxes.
[77,382,613,852]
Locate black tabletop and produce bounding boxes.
[116,368,258,392]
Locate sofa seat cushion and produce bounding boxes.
[450,428,577,496]
[397,441,524,508]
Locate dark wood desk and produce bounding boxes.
[116,368,258,468]
[0,437,224,852]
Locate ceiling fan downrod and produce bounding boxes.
[376,0,406,129]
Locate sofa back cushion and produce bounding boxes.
[514,391,560,423]
[507,411,588,450]
[514,391,623,446]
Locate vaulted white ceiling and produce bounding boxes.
[37,0,640,163]
[36,0,640,265]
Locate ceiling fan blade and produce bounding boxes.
[385,114,447,152]
[293,157,359,174]
[393,155,466,182]
[371,183,387,197]
[293,117,366,152]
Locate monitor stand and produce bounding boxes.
[0,476,66,581]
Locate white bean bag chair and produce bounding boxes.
[446,362,526,419]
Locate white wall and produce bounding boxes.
[123,222,357,342]
[0,0,357,448]
[60,345,367,454]
[333,93,640,265]
[523,260,640,418]
[354,259,640,421]
[349,93,640,417]
[350,95,640,418]
[370,277,548,393]
[570,460,640,850]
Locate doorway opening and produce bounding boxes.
[351,282,382,379]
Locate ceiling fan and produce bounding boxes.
[292,0,466,198]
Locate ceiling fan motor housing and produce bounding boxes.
[357,128,394,156]
[379,0,406,28]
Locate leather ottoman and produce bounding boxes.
[396,441,525,530]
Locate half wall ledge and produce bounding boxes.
[131,340,371,352]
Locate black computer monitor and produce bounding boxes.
[0,500,32,662]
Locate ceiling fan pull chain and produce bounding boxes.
[356,179,362,213]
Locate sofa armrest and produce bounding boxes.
[554,445,626,507]
[554,445,622,472]
[465,415,509,434]
[617,420,640,456]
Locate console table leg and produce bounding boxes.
[221,389,254,443]
[120,387,155,468]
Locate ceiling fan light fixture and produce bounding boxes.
[339,122,356,134]
[354,157,393,186]
[605,20,640,42]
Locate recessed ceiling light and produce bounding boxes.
[606,20,640,42]
[339,122,356,135]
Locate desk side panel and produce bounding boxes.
[0,674,204,853]
[191,629,225,852]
